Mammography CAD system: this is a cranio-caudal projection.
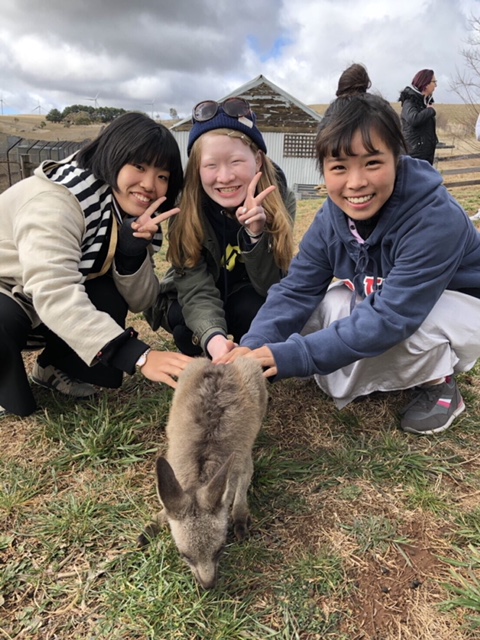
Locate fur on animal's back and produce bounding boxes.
[165,357,268,478]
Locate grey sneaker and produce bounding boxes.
[401,377,465,435]
[0,405,6,418]
[470,210,480,221]
[31,362,96,399]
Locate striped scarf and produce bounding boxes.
[43,157,163,280]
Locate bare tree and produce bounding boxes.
[450,14,480,136]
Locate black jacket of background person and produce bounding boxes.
[399,85,438,165]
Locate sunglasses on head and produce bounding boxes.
[192,97,252,123]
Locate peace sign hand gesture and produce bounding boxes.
[236,171,276,238]
[131,196,180,242]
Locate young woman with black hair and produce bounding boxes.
[0,112,192,418]
[219,64,480,436]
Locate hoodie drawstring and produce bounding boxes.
[350,244,379,312]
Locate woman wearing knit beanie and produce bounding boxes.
[146,97,296,360]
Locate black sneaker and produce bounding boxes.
[31,362,96,398]
[400,376,465,435]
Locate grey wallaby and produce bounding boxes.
[139,357,268,590]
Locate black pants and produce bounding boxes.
[0,275,128,417]
[168,284,266,356]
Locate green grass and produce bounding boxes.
[341,514,410,554]
[2,188,480,639]
[441,546,480,629]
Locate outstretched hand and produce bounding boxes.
[206,334,236,360]
[245,345,278,378]
[131,196,180,241]
[235,172,276,237]
[214,345,278,378]
[140,350,193,388]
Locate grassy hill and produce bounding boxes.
[309,103,480,137]
[1,104,479,143]
[0,114,105,142]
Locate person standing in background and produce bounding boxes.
[399,69,438,165]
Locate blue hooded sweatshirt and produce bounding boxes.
[240,155,480,380]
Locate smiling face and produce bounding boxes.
[114,163,170,217]
[198,133,261,208]
[323,128,397,221]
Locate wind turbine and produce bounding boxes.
[31,101,43,115]
[0,94,8,115]
[86,92,100,108]
[145,99,156,119]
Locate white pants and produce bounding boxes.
[302,284,480,409]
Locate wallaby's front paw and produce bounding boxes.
[137,511,167,548]
[137,522,160,548]
[233,516,251,541]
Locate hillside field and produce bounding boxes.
[0,102,479,151]
[1,106,480,195]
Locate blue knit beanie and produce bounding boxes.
[187,109,267,156]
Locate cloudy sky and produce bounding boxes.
[1,0,479,119]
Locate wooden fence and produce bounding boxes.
[438,153,480,188]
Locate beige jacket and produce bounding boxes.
[0,164,159,366]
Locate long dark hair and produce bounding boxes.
[316,63,406,170]
[76,112,183,210]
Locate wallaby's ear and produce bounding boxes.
[200,453,235,513]
[156,457,189,516]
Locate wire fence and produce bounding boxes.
[0,135,88,192]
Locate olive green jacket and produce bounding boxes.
[145,188,296,352]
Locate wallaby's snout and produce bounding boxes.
[183,547,222,591]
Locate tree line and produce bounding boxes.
[46,105,128,125]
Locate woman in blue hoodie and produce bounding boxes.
[218,64,480,436]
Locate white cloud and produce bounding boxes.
[0,0,479,117]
